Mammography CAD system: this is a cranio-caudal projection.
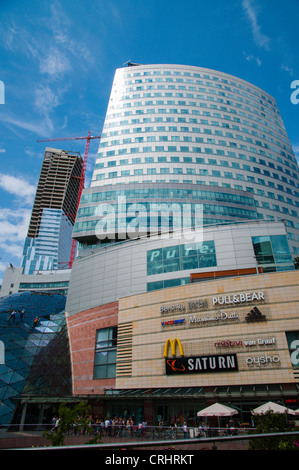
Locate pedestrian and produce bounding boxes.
[33,316,39,327]
[8,311,16,322]
[183,422,188,438]
[20,309,25,320]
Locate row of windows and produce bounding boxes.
[121,76,278,112]
[105,105,286,151]
[19,281,69,289]
[100,133,291,164]
[99,130,294,168]
[123,68,277,109]
[77,189,299,220]
[73,204,259,236]
[113,87,283,136]
[80,188,255,205]
[146,235,293,278]
[94,169,298,200]
[102,119,287,146]
[95,156,298,182]
[119,93,280,132]
[97,153,297,186]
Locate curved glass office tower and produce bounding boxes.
[73,64,299,255]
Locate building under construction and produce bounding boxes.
[21,148,83,275]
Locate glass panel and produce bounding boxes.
[162,245,180,260]
[252,236,275,265]
[147,281,163,291]
[270,235,293,265]
[163,258,180,273]
[286,332,299,368]
[180,256,198,270]
[180,243,197,258]
[147,261,163,276]
[94,351,108,365]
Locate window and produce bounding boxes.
[94,327,117,379]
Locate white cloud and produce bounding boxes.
[0,209,31,246]
[0,174,35,271]
[281,64,294,76]
[292,144,299,160]
[0,209,31,270]
[244,53,262,67]
[0,173,36,206]
[242,0,270,51]
[0,113,52,137]
[39,48,71,78]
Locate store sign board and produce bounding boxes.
[214,337,276,348]
[163,338,184,358]
[166,353,238,375]
[213,292,264,306]
[246,354,280,367]
[160,291,265,315]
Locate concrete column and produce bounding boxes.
[19,403,27,432]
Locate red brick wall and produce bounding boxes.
[66,301,118,395]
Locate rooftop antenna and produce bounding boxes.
[123,60,141,67]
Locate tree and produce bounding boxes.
[249,410,296,450]
[43,401,91,446]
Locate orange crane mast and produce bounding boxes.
[37,131,101,268]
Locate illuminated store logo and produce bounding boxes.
[166,353,238,375]
[214,337,275,348]
[214,340,243,348]
[160,298,208,314]
[161,319,185,326]
[246,354,280,367]
[163,338,184,358]
[213,292,264,306]
[163,338,238,375]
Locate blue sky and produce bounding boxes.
[0,0,298,281]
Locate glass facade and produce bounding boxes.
[94,327,118,379]
[73,64,299,255]
[286,331,299,369]
[22,208,73,274]
[252,234,294,272]
[0,291,71,426]
[147,240,216,276]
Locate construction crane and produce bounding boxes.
[37,131,101,268]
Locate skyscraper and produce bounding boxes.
[73,64,299,255]
[22,147,83,274]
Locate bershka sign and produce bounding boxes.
[213,291,264,306]
[165,353,238,375]
[160,298,207,315]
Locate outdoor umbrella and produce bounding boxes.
[252,401,296,415]
[197,402,238,429]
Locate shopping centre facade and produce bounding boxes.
[65,221,299,425]
[2,64,299,428]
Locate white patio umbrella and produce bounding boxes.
[197,402,238,417]
[252,401,296,415]
[197,402,238,429]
